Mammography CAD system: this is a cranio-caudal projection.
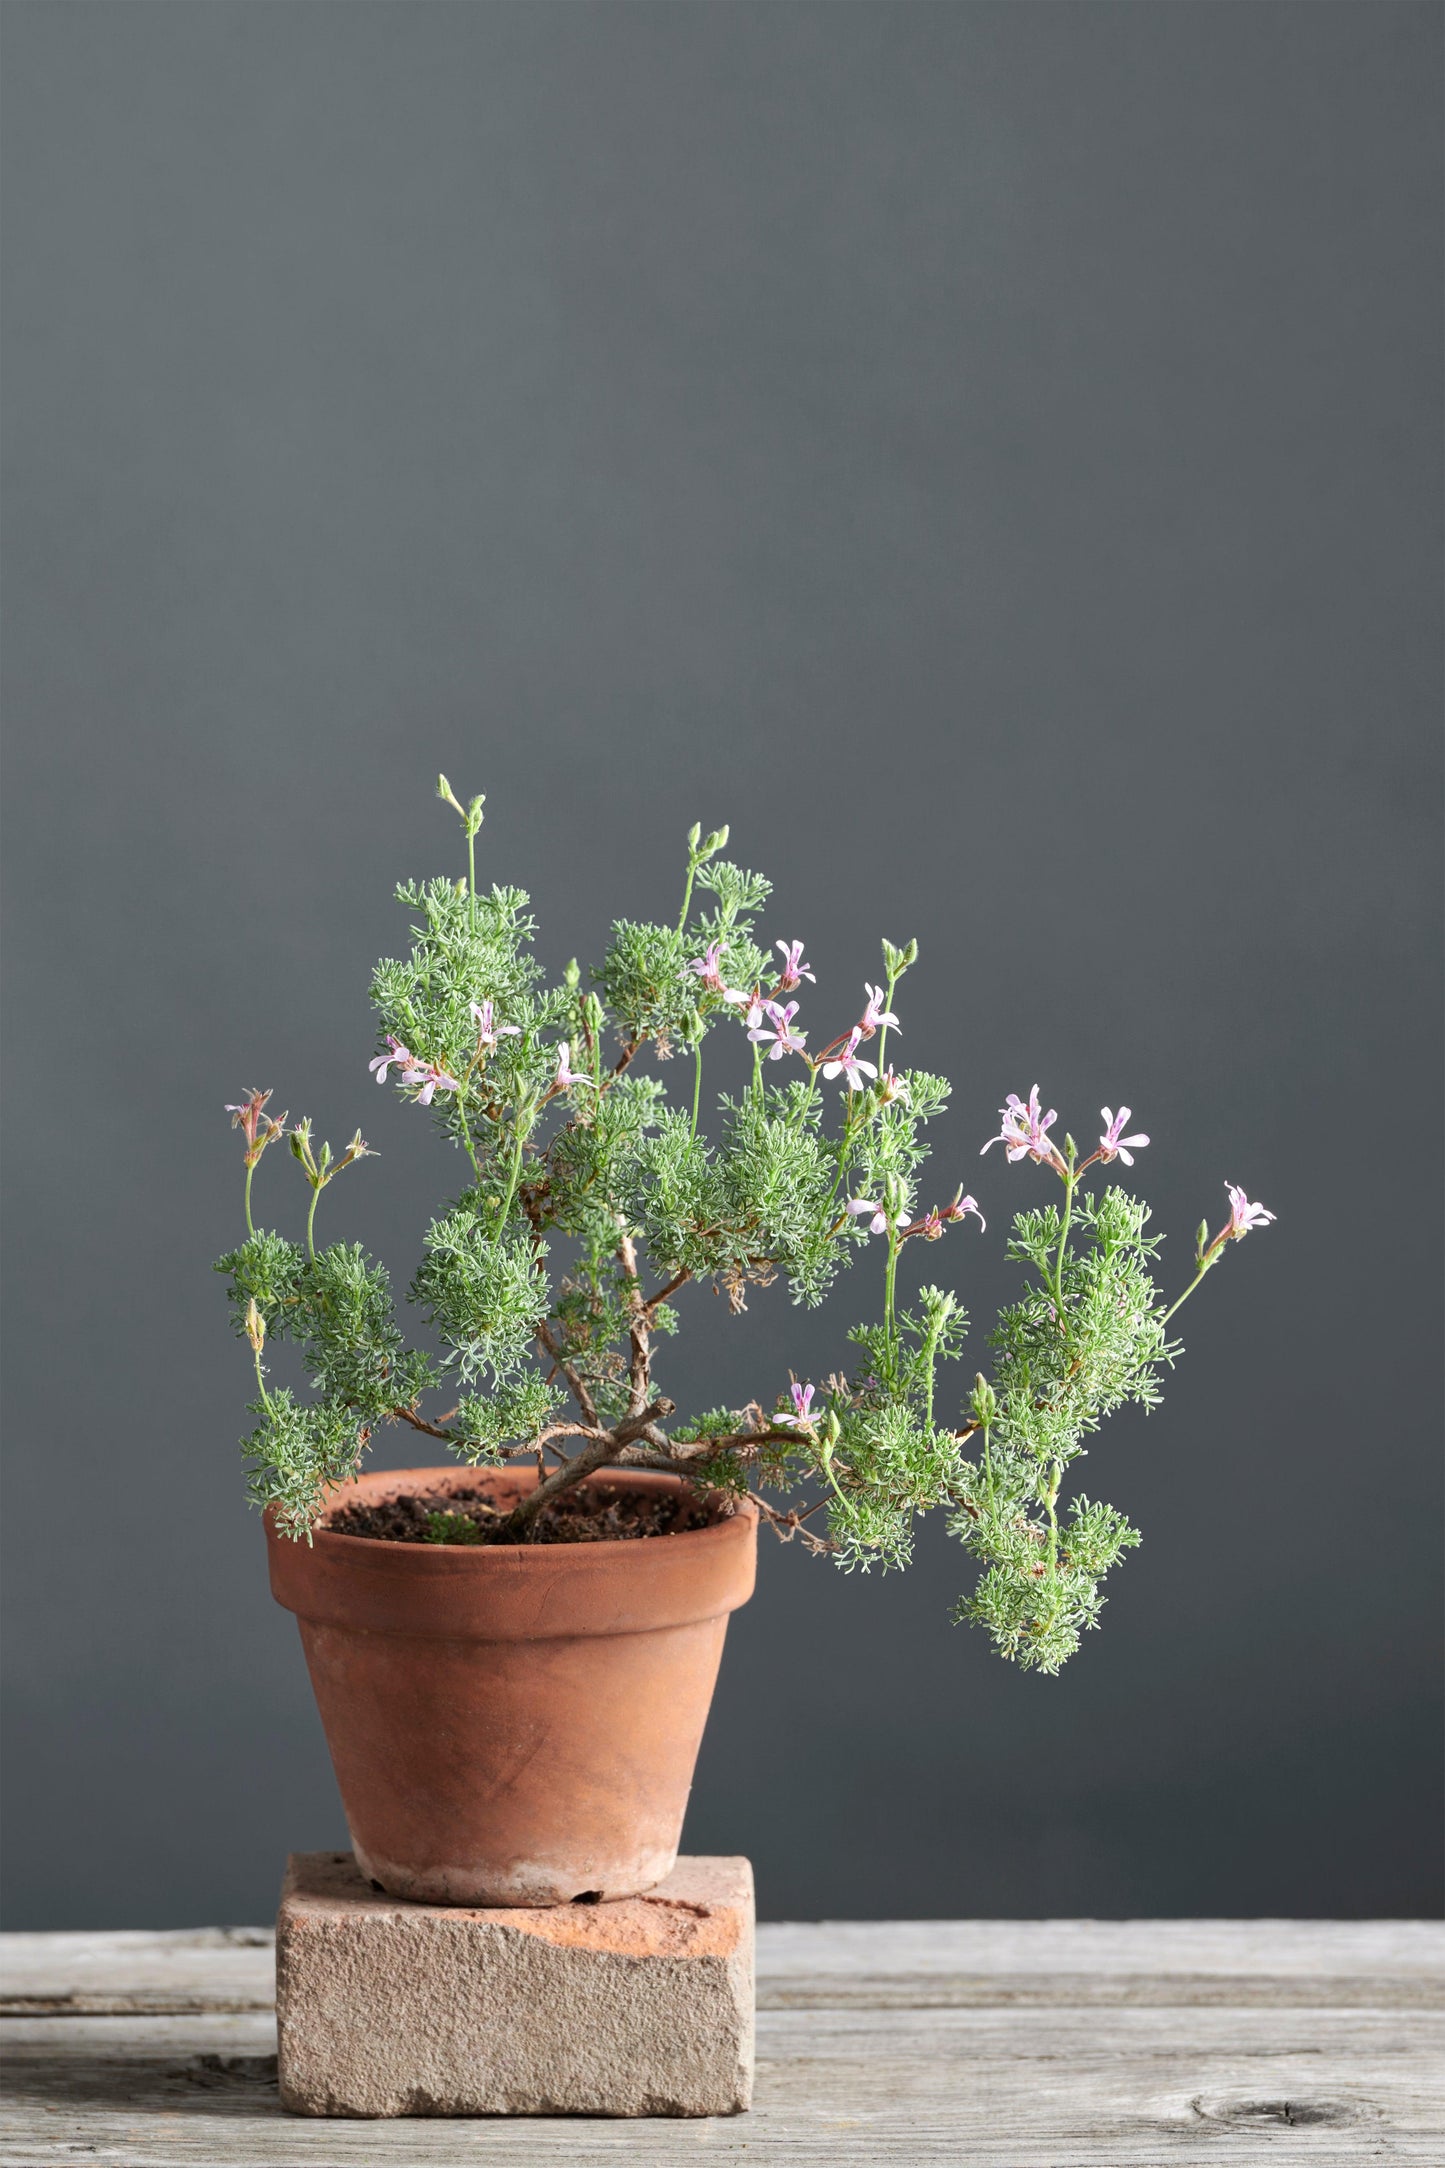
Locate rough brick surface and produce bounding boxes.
[275,1851,754,2118]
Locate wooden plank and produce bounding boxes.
[3,2005,1443,2165]
[3,1923,1442,2165]
[756,1917,1445,2010]
[759,1916,1445,1976]
[6,1918,1440,2013]
[0,1930,274,2016]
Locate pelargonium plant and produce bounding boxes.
[218,779,1273,1673]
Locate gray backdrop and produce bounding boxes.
[3,0,1440,1931]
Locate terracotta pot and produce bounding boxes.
[266,1465,757,1907]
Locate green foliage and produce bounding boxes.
[242,1390,365,1541]
[847,1070,951,1225]
[217,778,1254,1674]
[423,1509,489,1545]
[410,1213,547,1387]
[620,1083,838,1305]
[448,1375,560,1462]
[601,921,697,1051]
[216,1230,306,1341]
[298,1243,417,1421]
[943,1184,1172,1672]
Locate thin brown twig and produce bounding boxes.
[616,1229,651,1417]
[746,1490,834,1555]
[391,1406,458,1443]
[534,1319,600,1428]
[643,1267,692,1315]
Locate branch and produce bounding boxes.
[391,1405,459,1444]
[504,1396,676,1531]
[631,1422,800,1464]
[747,1490,835,1555]
[617,1230,651,1416]
[532,1420,613,1452]
[534,1319,600,1427]
[643,1267,692,1315]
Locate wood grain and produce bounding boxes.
[3,1920,1442,2164]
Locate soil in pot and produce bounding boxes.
[327,1479,725,1547]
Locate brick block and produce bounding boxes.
[275,1850,754,2117]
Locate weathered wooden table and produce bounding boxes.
[2,1919,1441,2164]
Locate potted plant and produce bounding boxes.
[218,778,1273,1907]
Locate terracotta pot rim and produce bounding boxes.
[268,1464,759,1641]
[277,1464,756,1568]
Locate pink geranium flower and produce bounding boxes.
[748,999,807,1060]
[226,1087,273,1145]
[471,1000,521,1052]
[777,1381,816,1427]
[1098,1107,1149,1166]
[553,1041,594,1092]
[1224,1183,1275,1239]
[225,1087,287,1165]
[847,1198,889,1236]
[941,1189,985,1230]
[875,1066,910,1107]
[687,942,749,1003]
[981,1085,1058,1165]
[368,1036,415,1083]
[821,1028,877,1091]
[858,984,899,1038]
[774,940,816,992]
[402,1059,460,1106]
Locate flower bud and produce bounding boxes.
[437,773,463,813]
[245,1299,266,1354]
[687,822,702,851]
[1196,1219,1210,1262]
[564,957,581,991]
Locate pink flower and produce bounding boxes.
[915,1209,945,1240]
[981,1085,1058,1165]
[778,1381,816,1428]
[858,984,899,1038]
[748,999,807,1060]
[225,1087,273,1147]
[471,1000,521,1051]
[1098,1107,1149,1166]
[225,1087,287,1165]
[553,1041,594,1093]
[402,1059,461,1106]
[369,1036,415,1084]
[941,1189,986,1230]
[847,1198,889,1236]
[1224,1183,1275,1239]
[774,940,816,992]
[821,1028,878,1091]
[687,942,749,1004]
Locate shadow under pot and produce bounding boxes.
[266,1465,758,1907]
